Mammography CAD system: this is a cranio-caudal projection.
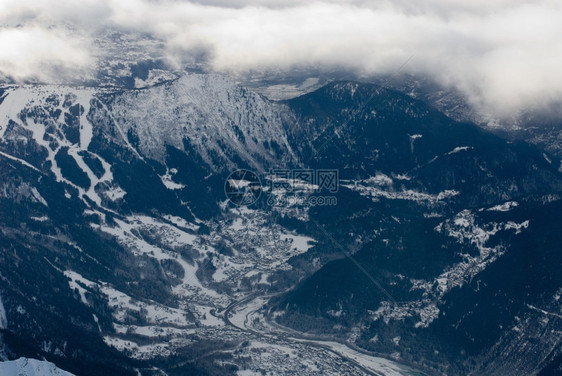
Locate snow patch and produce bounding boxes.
[159,169,185,190]
[64,270,192,326]
[105,186,126,201]
[446,146,473,155]
[230,218,244,231]
[345,179,459,204]
[103,337,171,359]
[64,271,91,306]
[91,215,221,301]
[0,358,75,376]
[0,295,7,329]
[408,134,423,153]
[30,216,49,222]
[487,201,519,212]
[0,150,41,173]
[162,215,199,231]
[30,187,48,207]
[279,234,315,252]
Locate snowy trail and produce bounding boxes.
[0,150,42,173]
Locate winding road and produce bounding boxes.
[218,293,426,376]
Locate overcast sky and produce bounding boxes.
[1,0,561,116]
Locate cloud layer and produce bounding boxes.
[1,0,561,115]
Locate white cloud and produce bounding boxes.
[0,26,93,82]
[0,0,561,116]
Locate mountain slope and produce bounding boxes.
[0,75,304,375]
[272,81,562,375]
[0,358,76,376]
[0,75,561,376]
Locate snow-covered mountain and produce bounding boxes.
[1,74,561,376]
[105,74,297,169]
[0,358,75,376]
